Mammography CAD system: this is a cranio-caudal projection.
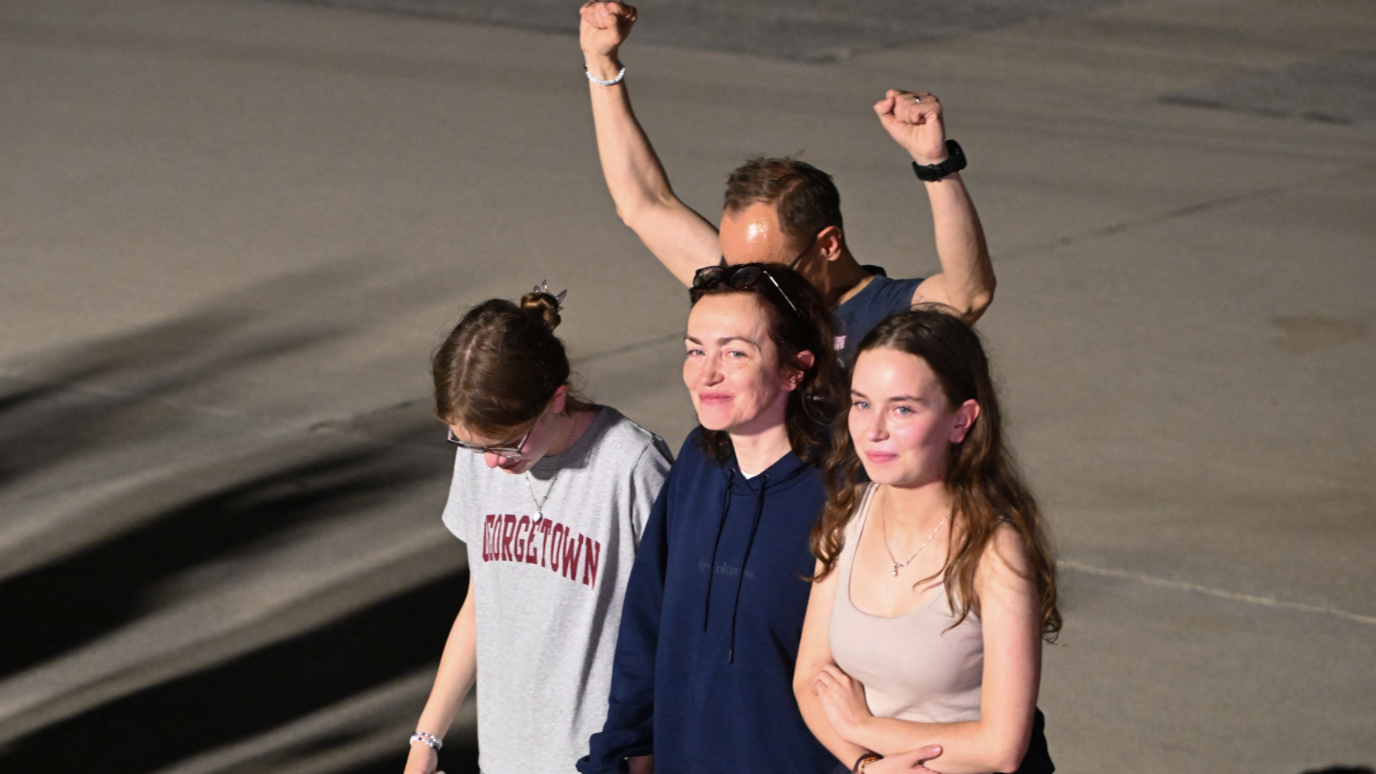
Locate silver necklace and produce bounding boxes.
[524,416,576,519]
[525,470,559,519]
[878,487,947,577]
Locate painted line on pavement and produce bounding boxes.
[1061,559,1376,626]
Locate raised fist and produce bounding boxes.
[580,1,637,60]
[874,89,948,165]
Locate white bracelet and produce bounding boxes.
[410,731,442,751]
[585,62,626,86]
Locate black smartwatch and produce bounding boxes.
[911,139,967,181]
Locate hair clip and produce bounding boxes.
[533,280,568,309]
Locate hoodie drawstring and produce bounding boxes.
[701,468,735,631]
[727,474,768,663]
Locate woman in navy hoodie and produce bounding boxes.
[579,263,847,773]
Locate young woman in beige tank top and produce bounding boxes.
[793,310,1061,774]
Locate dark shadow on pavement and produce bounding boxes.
[0,306,341,489]
[0,445,439,678]
[0,255,476,769]
[0,570,476,773]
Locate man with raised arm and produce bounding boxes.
[579,1,997,363]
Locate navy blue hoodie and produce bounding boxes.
[578,430,839,774]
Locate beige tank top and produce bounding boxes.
[828,484,984,723]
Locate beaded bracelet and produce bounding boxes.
[410,731,443,751]
[585,62,627,86]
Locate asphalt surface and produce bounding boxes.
[264,0,1130,61]
[1,1,1373,773]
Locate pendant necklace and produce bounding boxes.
[879,487,947,577]
[524,415,576,519]
[525,470,559,520]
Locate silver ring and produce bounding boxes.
[912,94,922,104]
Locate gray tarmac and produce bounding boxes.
[1,1,1373,772]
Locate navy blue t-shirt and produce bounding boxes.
[831,265,923,366]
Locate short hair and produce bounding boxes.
[723,158,843,247]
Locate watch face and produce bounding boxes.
[946,139,967,165]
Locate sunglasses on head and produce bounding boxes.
[692,264,803,319]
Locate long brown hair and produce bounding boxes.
[431,289,592,434]
[809,308,1061,642]
[689,263,843,466]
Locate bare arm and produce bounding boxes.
[794,561,869,766]
[403,577,478,774]
[874,90,996,323]
[795,563,944,774]
[815,526,1043,774]
[580,1,720,286]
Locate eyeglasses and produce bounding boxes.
[447,422,535,459]
[784,234,818,271]
[692,264,803,319]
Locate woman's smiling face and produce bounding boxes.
[848,346,978,487]
[683,293,799,437]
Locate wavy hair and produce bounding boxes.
[809,308,1061,642]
